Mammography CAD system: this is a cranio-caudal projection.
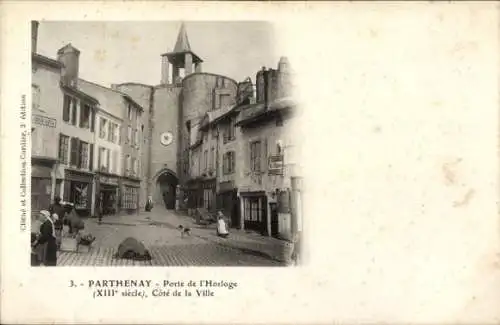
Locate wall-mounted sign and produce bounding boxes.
[32,114,56,128]
[160,132,173,146]
[268,155,284,175]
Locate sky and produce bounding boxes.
[36,21,280,87]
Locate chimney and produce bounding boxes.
[263,69,269,108]
[31,21,39,53]
[57,43,80,87]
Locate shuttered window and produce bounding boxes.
[89,143,94,171]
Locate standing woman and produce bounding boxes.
[32,210,58,266]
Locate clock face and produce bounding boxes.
[160,132,173,146]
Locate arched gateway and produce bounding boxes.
[153,169,178,210]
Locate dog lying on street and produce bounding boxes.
[178,225,191,238]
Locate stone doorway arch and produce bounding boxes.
[153,169,178,210]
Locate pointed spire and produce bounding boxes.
[173,22,192,53]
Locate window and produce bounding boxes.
[99,118,107,139]
[80,104,91,129]
[224,118,235,143]
[58,134,69,164]
[63,95,71,122]
[219,94,231,108]
[134,129,139,147]
[110,123,118,143]
[128,104,132,120]
[70,137,79,166]
[132,158,139,176]
[203,150,208,172]
[32,84,40,110]
[108,122,113,142]
[223,151,235,174]
[250,140,262,172]
[244,197,263,222]
[209,147,214,170]
[127,126,132,144]
[79,141,89,169]
[126,155,131,175]
[98,147,106,172]
[211,126,217,138]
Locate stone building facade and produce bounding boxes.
[31,21,301,237]
[31,48,63,215]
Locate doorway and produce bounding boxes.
[156,171,178,210]
[270,202,279,237]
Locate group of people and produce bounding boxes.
[31,197,84,266]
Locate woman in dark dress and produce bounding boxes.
[32,210,58,266]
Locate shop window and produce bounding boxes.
[71,182,89,209]
[122,186,137,209]
[58,134,69,164]
[244,197,263,222]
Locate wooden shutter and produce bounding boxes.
[89,143,94,171]
[263,139,268,172]
[90,109,95,132]
[106,149,111,173]
[71,99,77,125]
[70,137,77,165]
[62,95,70,122]
[79,104,84,128]
[75,139,81,168]
[97,146,101,171]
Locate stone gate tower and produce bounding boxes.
[114,22,237,211]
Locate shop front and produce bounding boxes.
[217,180,240,229]
[31,158,56,216]
[120,177,140,214]
[96,172,119,216]
[202,180,216,212]
[240,191,268,235]
[63,168,94,217]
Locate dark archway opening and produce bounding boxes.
[157,172,178,210]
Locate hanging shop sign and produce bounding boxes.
[268,155,284,175]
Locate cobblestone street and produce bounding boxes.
[57,207,289,267]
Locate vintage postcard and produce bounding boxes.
[1,1,499,324]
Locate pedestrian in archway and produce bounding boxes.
[145,196,153,212]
